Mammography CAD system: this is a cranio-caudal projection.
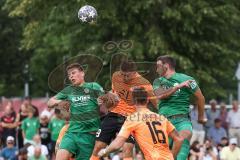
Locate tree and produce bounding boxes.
[2,0,240,100]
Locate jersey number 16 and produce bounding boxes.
[146,121,166,144]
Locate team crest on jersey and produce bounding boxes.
[84,88,89,93]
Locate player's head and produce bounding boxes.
[156,55,176,76]
[132,87,148,106]
[66,63,85,86]
[120,60,137,83]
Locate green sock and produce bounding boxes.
[177,139,190,160]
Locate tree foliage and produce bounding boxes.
[1,0,240,101]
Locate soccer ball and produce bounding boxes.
[78,5,97,23]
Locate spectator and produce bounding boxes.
[191,105,207,145]
[206,99,220,130]
[39,114,51,150]
[220,138,240,160]
[202,139,218,157]
[207,118,227,145]
[220,137,229,148]
[218,102,229,133]
[203,146,217,160]
[21,107,40,145]
[226,100,240,145]
[0,102,18,145]
[0,136,17,160]
[22,96,39,117]
[28,146,47,160]
[17,147,28,160]
[189,140,203,160]
[27,134,48,158]
[48,109,65,158]
[16,104,29,149]
[40,107,54,120]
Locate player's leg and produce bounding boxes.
[76,133,96,160]
[58,132,77,160]
[56,149,72,160]
[90,141,108,160]
[170,117,192,160]
[90,113,120,160]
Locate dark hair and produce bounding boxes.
[55,108,61,114]
[66,63,84,72]
[132,87,148,105]
[157,55,176,69]
[214,118,221,123]
[120,60,137,72]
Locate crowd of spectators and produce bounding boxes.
[1,98,240,160]
[0,98,65,160]
[190,100,240,160]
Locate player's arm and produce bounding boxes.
[47,96,62,108]
[98,136,127,157]
[193,89,206,124]
[154,80,193,99]
[169,129,184,159]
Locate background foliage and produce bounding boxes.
[1,0,240,102]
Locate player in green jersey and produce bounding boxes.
[47,63,104,160]
[153,55,206,160]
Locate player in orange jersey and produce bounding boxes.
[97,87,183,160]
[90,61,158,160]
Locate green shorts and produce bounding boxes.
[168,116,192,146]
[59,132,95,160]
[169,117,193,132]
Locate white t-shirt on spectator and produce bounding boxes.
[226,110,240,128]
[27,144,49,157]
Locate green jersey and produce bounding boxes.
[48,118,65,141]
[55,82,104,133]
[21,117,40,140]
[153,73,198,117]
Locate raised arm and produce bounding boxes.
[98,136,127,157]
[154,80,192,100]
[194,89,206,124]
[47,96,63,109]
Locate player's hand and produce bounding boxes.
[98,148,107,157]
[97,97,104,105]
[176,80,193,89]
[57,100,70,111]
[198,118,208,124]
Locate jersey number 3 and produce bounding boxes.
[146,121,166,144]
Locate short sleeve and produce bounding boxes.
[92,83,104,96]
[188,78,199,93]
[118,119,137,138]
[166,120,175,135]
[55,87,70,100]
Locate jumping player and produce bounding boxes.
[90,60,157,160]
[153,55,206,160]
[47,63,104,160]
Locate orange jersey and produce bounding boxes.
[56,124,69,144]
[111,71,155,116]
[118,108,175,160]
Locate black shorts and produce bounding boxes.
[96,112,135,144]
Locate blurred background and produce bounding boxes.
[1,0,240,159]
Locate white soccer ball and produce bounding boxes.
[78,5,97,23]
